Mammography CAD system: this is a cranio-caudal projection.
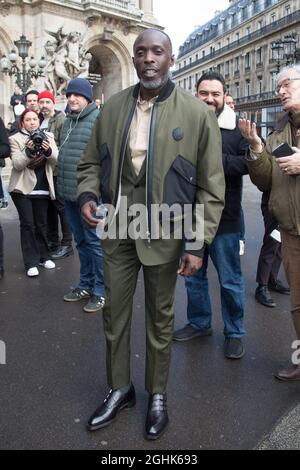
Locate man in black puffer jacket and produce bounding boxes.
[174,71,249,360]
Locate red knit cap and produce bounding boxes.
[38,90,55,103]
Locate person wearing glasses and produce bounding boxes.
[239,65,300,382]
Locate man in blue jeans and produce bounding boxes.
[57,78,105,313]
[173,71,248,359]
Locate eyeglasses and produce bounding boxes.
[275,77,300,95]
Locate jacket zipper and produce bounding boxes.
[146,104,158,245]
[114,99,137,215]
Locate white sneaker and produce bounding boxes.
[27,267,39,277]
[239,240,245,256]
[40,260,56,269]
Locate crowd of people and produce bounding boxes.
[0,29,300,441]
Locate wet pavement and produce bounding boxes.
[0,177,299,450]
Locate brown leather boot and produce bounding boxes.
[275,364,300,382]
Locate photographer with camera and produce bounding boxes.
[8,109,58,277]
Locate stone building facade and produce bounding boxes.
[173,0,300,138]
[0,0,159,122]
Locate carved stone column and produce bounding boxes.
[139,0,154,21]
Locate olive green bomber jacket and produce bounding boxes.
[77,80,225,259]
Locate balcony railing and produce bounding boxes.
[81,0,130,9]
[174,10,300,76]
[61,0,142,15]
[235,91,280,106]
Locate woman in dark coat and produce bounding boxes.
[0,117,11,279]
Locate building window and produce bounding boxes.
[270,72,276,92]
[257,48,263,65]
[189,58,192,65]
[184,78,187,90]
[236,32,240,42]
[258,20,263,30]
[202,51,205,58]
[246,80,251,97]
[242,6,248,21]
[235,57,239,71]
[235,82,240,99]
[253,0,260,15]
[225,61,230,75]
[189,76,192,90]
[286,5,291,16]
[246,26,251,36]
[257,77,263,95]
[245,52,250,68]
[195,54,198,61]
[271,13,276,23]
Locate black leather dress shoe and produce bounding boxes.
[51,245,74,259]
[268,280,290,295]
[255,285,276,308]
[87,383,136,431]
[145,393,168,440]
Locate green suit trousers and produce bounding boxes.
[103,238,179,394]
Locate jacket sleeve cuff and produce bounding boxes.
[25,147,35,158]
[43,147,52,158]
[184,242,206,258]
[78,191,98,209]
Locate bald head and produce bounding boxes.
[134,29,173,55]
[132,28,175,100]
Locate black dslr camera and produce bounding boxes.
[29,129,48,156]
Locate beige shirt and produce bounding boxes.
[129,94,157,176]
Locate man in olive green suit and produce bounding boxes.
[77,29,225,440]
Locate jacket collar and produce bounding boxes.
[67,102,97,120]
[217,104,236,130]
[275,112,289,132]
[132,79,175,103]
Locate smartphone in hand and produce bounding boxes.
[272,142,295,158]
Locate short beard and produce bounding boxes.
[216,103,225,117]
[140,74,168,91]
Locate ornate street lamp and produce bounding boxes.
[282,34,297,65]
[271,40,284,73]
[271,34,298,73]
[0,35,46,93]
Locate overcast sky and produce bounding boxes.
[152,0,230,55]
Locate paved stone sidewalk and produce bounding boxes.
[257,404,300,450]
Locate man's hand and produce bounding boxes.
[276,147,300,175]
[81,201,99,228]
[177,253,203,277]
[239,118,263,153]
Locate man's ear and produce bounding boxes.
[170,54,175,67]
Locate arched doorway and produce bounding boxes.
[86,36,135,103]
